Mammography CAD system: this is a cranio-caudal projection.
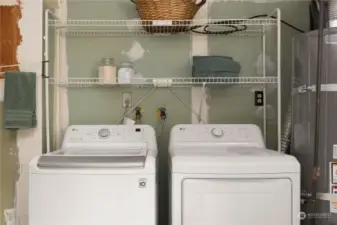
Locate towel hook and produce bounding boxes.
[0,64,20,69]
[0,64,20,79]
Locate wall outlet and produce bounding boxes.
[254,91,264,106]
[122,92,132,107]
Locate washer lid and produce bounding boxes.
[170,145,300,174]
[38,142,148,169]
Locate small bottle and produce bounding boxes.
[118,62,135,84]
[98,57,117,85]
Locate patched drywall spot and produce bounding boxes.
[121,40,147,62]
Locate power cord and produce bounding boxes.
[189,15,305,34]
[249,15,305,33]
[116,87,156,124]
[156,108,167,146]
[168,87,206,123]
[120,98,131,124]
[190,23,247,35]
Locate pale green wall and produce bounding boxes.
[61,1,310,225]
[65,1,309,147]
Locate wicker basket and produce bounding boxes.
[132,0,206,33]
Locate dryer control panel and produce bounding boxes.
[61,125,155,149]
[170,124,265,148]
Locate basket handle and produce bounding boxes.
[195,0,206,8]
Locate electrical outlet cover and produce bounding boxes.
[254,91,264,106]
[122,92,132,107]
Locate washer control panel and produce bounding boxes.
[61,125,147,148]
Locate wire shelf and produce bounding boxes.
[49,19,276,36]
[61,30,264,37]
[49,77,278,88]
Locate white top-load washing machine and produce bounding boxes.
[169,124,300,225]
[29,125,157,225]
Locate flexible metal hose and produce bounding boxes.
[312,1,325,225]
[281,102,292,153]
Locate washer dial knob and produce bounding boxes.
[211,128,224,138]
[98,129,110,138]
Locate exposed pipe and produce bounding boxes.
[276,9,282,152]
[311,0,325,225]
[44,9,59,153]
[45,10,51,154]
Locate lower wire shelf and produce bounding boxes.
[49,77,278,88]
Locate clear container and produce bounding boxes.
[118,62,135,84]
[98,57,117,85]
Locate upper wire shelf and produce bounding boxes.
[48,19,277,36]
[49,77,278,88]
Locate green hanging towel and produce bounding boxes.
[3,72,37,129]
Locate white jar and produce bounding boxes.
[118,62,135,84]
[98,57,117,85]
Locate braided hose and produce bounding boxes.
[281,102,292,153]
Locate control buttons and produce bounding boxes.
[211,128,224,138]
[98,129,110,139]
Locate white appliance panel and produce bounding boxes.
[29,173,156,225]
[182,178,292,225]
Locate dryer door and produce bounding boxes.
[182,178,292,225]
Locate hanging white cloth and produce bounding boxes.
[54,0,69,149]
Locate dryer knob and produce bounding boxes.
[211,128,224,138]
[98,129,110,139]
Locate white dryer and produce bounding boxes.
[169,124,300,225]
[29,125,157,225]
